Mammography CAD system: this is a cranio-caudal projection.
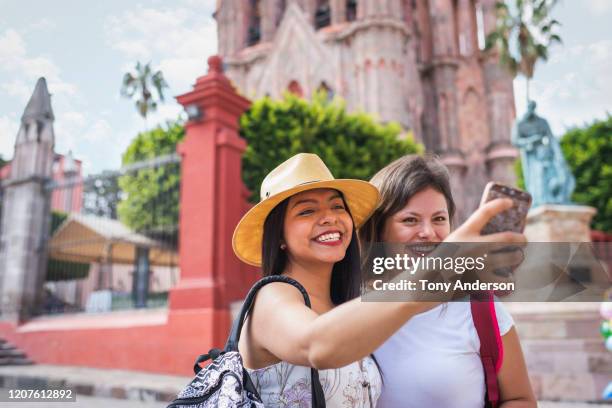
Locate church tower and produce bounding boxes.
[0,78,55,321]
[215,0,517,220]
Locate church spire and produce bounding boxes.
[21,77,54,123]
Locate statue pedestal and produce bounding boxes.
[525,204,597,242]
[517,205,609,401]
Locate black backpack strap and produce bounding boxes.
[225,275,326,408]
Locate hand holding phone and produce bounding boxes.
[478,182,532,282]
[479,182,532,235]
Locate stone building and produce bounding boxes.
[214,0,518,220]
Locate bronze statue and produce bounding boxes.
[512,101,575,207]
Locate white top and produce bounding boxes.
[374,300,514,408]
[247,356,382,407]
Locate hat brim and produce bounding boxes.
[232,179,379,267]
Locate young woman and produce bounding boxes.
[360,155,537,408]
[232,153,525,407]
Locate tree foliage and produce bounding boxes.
[515,116,612,231]
[83,171,122,219]
[117,93,422,240]
[485,0,562,101]
[117,120,184,244]
[240,92,422,202]
[121,61,169,123]
[560,116,612,232]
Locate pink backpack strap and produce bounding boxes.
[470,291,503,408]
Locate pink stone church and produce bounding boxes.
[215,0,518,221]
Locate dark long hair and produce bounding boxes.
[261,192,361,305]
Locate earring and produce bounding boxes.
[280,243,287,250]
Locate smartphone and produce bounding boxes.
[479,182,532,235]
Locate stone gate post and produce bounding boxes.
[0,78,55,322]
[170,56,256,347]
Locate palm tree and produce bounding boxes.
[485,0,562,103]
[121,62,169,129]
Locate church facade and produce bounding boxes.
[214,0,518,220]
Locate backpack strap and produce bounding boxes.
[470,291,503,408]
[225,275,326,408]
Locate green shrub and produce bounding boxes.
[240,92,422,202]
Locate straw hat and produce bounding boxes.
[232,153,379,266]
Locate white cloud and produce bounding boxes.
[54,112,135,175]
[83,119,114,142]
[585,0,612,14]
[26,18,57,33]
[105,2,217,95]
[0,29,26,61]
[1,80,32,102]
[55,114,115,156]
[0,29,77,100]
[514,39,612,135]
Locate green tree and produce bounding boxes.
[485,0,561,102]
[83,171,122,219]
[240,92,422,202]
[120,61,169,129]
[118,94,421,240]
[117,120,184,245]
[515,116,612,231]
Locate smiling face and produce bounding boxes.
[283,188,353,266]
[382,187,451,255]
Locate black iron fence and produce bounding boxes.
[41,153,181,315]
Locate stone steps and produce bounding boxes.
[509,303,602,340]
[0,338,34,366]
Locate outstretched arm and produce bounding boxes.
[242,199,525,370]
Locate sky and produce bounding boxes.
[0,0,610,175]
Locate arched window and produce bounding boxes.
[346,0,357,22]
[315,1,331,29]
[288,80,304,97]
[247,0,261,46]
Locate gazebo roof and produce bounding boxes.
[48,214,178,266]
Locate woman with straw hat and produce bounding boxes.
[232,153,525,407]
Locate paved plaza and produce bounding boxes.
[0,365,609,407]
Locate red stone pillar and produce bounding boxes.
[169,56,255,348]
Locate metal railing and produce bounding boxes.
[40,154,181,315]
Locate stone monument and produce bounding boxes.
[511,100,595,243]
[507,101,607,401]
[512,100,575,208]
[0,78,55,322]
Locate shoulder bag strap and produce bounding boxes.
[470,291,503,408]
[225,275,326,408]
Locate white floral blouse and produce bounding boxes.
[246,357,382,408]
